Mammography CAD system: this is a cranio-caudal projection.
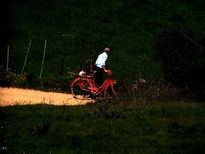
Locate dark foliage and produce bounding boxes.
[0,0,17,71]
[26,73,40,88]
[156,28,205,101]
[0,70,71,92]
[112,79,179,104]
[169,14,185,23]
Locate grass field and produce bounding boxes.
[0,101,204,153]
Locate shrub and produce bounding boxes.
[0,69,27,87]
[156,28,205,101]
[112,79,179,103]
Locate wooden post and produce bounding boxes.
[21,40,32,74]
[79,39,83,70]
[6,44,9,72]
[40,40,47,79]
[90,41,94,72]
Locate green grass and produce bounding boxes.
[1,101,205,153]
[5,0,204,80]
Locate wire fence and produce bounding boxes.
[2,39,106,79]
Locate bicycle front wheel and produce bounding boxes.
[104,83,118,98]
[71,78,92,100]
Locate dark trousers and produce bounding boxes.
[94,66,104,86]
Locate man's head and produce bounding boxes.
[104,47,111,54]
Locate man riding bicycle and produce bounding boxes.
[94,47,112,86]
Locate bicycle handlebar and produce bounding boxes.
[106,70,112,76]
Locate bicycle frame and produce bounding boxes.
[71,72,117,97]
[88,76,117,96]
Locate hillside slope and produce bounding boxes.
[1,0,204,80]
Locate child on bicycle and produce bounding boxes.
[94,47,112,86]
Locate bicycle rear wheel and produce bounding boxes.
[71,78,92,100]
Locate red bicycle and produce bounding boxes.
[70,70,117,100]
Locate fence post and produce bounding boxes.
[40,40,47,79]
[79,39,83,70]
[6,44,9,72]
[21,40,32,74]
[90,41,94,72]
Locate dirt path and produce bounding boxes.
[0,87,95,106]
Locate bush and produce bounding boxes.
[156,28,205,101]
[0,69,71,93]
[112,79,179,103]
[0,69,27,87]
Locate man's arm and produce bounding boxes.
[102,66,112,75]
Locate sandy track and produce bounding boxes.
[0,87,95,106]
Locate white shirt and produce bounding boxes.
[95,52,108,68]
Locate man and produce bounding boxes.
[94,47,112,86]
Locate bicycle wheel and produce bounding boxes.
[104,83,118,98]
[71,78,92,100]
